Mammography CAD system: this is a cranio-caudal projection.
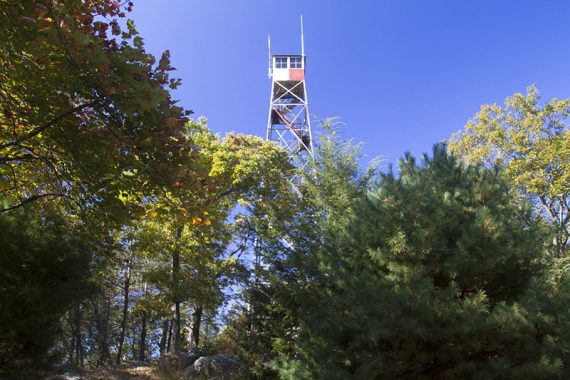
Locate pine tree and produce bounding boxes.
[278,144,570,379]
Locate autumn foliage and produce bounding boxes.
[0,0,196,218]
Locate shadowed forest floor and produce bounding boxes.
[46,365,159,380]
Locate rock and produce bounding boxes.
[183,349,203,367]
[158,350,205,374]
[185,354,241,379]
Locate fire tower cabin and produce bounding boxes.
[271,55,305,81]
[267,54,312,157]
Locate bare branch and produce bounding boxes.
[538,194,557,222]
[0,193,64,213]
[0,100,101,149]
[0,154,38,162]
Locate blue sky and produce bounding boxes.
[131,1,570,166]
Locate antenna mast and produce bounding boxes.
[300,15,305,57]
[267,35,272,78]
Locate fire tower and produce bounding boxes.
[266,17,313,177]
[249,18,313,325]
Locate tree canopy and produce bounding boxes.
[0,0,197,220]
[449,85,570,258]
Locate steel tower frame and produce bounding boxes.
[266,16,313,181]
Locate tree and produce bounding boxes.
[277,145,570,379]
[0,1,208,370]
[0,0,198,219]
[0,203,93,373]
[449,85,570,259]
[123,121,293,355]
[221,122,378,378]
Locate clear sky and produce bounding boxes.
[131,1,570,166]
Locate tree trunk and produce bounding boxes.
[67,320,75,366]
[138,311,147,361]
[67,305,78,366]
[73,303,84,367]
[191,305,203,348]
[102,298,112,365]
[116,260,132,365]
[167,318,173,353]
[171,225,183,352]
[159,319,169,355]
[172,301,181,352]
[93,298,112,366]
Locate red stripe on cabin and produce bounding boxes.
[289,69,304,81]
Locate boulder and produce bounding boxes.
[180,349,203,368]
[158,349,205,375]
[185,354,241,379]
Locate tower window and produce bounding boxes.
[290,57,303,68]
[275,57,288,68]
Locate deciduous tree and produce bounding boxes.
[0,0,197,220]
[449,86,570,259]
